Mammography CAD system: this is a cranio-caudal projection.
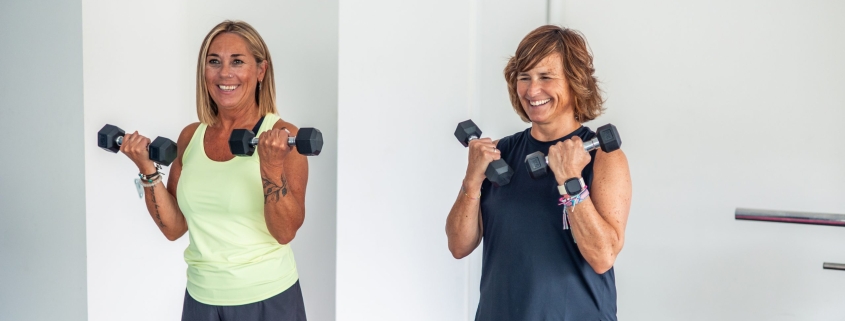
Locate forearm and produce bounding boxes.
[567,197,622,273]
[142,182,188,241]
[261,166,304,244]
[446,180,483,259]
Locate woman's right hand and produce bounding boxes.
[464,138,500,189]
[120,131,157,174]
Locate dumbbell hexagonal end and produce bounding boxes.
[295,127,323,156]
[149,137,177,166]
[596,123,621,152]
[524,151,548,179]
[97,124,125,153]
[455,119,482,147]
[486,159,513,187]
[229,129,256,156]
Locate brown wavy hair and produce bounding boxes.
[504,25,604,123]
[196,20,277,126]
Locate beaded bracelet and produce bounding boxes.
[138,174,163,188]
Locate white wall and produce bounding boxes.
[82,1,337,320]
[336,1,473,319]
[550,0,845,319]
[336,1,544,320]
[0,1,87,321]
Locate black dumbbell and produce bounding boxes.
[229,127,323,157]
[97,124,178,166]
[454,120,514,187]
[524,123,621,179]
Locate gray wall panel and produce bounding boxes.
[0,1,87,320]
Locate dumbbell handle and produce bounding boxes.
[249,136,298,147]
[113,135,164,149]
[542,137,601,163]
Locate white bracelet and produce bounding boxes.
[138,175,163,188]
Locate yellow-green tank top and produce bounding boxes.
[177,113,298,306]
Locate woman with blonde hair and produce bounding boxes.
[446,25,632,320]
[120,20,308,320]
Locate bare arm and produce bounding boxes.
[446,139,500,259]
[566,149,630,274]
[258,120,308,244]
[120,124,195,241]
[446,180,484,259]
[548,135,631,273]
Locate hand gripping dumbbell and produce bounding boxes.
[97,124,178,166]
[229,127,324,157]
[524,123,621,179]
[455,120,514,187]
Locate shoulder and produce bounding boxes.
[594,148,629,176]
[495,128,530,152]
[173,122,201,167]
[271,118,301,135]
[177,122,201,147]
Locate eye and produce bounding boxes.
[208,58,220,65]
[518,77,530,81]
[233,59,244,65]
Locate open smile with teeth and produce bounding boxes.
[218,85,239,92]
[529,98,551,107]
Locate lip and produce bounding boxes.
[527,98,552,108]
[215,84,240,94]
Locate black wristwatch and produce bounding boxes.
[558,177,586,196]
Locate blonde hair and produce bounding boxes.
[504,25,604,123]
[196,20,277,126]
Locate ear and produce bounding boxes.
[257,60,268,82]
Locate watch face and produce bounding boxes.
[564,178,582,195]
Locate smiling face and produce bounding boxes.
[516,53,572,125]
[204,32,266,112]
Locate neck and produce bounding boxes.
[215,102,260,130]
[529,113,581,142]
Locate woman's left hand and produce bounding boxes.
[547,136,592,185]
[257,128,292,168]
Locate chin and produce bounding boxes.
[527,114,549,124]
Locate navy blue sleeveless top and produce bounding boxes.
[475,126,617,321]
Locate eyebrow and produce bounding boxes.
[518,71,557,76]
[207,53,246,58]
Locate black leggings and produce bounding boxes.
[181,281,306,321]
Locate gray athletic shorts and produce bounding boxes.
[181,280,307,321]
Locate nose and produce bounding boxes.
[525,79,541,97]
[220,62,233,78]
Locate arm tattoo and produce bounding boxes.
[150,186,166,228]
[262,173,289,203]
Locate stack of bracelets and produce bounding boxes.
[138,164,164,188]
[559,185,589,212]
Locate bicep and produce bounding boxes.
[591,149,632,237]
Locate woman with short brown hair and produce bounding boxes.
[446,25,631,320]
